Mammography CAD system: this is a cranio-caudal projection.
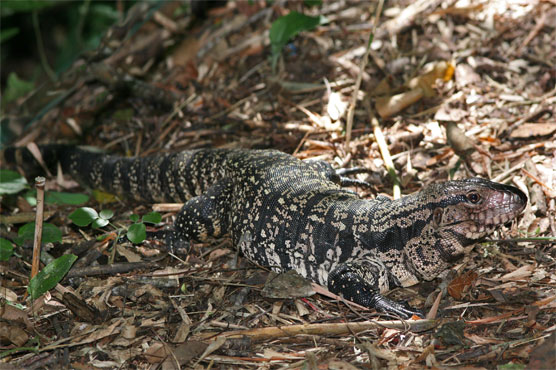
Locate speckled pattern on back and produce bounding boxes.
[3,145,527,318]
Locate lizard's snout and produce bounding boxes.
[471,184,526,229]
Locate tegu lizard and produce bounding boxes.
[2,145,527,318]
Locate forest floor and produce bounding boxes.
[1,0,555,369]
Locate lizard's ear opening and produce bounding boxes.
[433,208,443,226]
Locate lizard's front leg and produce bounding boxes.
[150,179,232,253]
[328,259,423,319]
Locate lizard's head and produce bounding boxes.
[430,177,527,241]
[405,178,527,280]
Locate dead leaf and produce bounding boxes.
[121,323,137,339]
[376,88,423,118]
[455,63,481,88]
[464,333,504,345]
[499,264,534,282]
[144,342,170,364]
[262,270,315,299]
[446,122,475,158]
[327,91,348,121]
[208,248,231,260]
[0,323,28,346]
[509,123,556,139]
[448,271,478,300]
[161,341,208,368]
[328,360,362,370]
[1,302,33,329]
[194,336,227,366]
[116,245,142,262]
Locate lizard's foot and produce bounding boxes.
[332,167,373,189]
[146,229,190,255]
[373,295,424,319]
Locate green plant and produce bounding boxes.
[0,238,14,261]
[0,169,28,194]
[0,169,90,205]
[28,253,77,299]
[269,11,327,71]
[13,222,62,246]
[127,212,162,243]
[69,206,161,244]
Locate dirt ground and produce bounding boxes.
[1,0,555,368]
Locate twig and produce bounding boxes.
[66,261,157,278]
[344,0,384,150]
[0,211,55,225]
[364,98,401,199]
[31,177,46,279]
[199,319,437,342]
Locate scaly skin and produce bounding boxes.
[2,145,527,318]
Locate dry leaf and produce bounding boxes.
[448,271,478,300]
[0,323,28,346]
[499,264,534,282]
[509,123,556,139]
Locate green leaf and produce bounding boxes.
[69,207,98,227]
[142,211,161,225]
[269,11,327,69]
[15,222,62,246]
[127,223,146,244]
[0,169,28,194]
[99,209,114,220]
[45,191,89,205]
[0,27,19,44]
[28,254,77,300]
[0,238,15,261]
[2,73,35,105]
[129,214,140,223]
[91,218,109,229]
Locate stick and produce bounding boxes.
[364,99,401,199]
[31,177,46,279]
[199,319,437,342]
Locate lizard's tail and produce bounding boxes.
[2,145,193,203]
[2,144,77,179]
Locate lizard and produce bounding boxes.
[2,145,527,318]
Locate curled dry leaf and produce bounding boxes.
[448,271,478,300]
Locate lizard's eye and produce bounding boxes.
[467,192,481,204]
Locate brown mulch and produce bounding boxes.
[1,0,555,368]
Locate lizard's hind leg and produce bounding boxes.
[331,167,374,189]
[305,160,373,189]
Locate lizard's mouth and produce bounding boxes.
[451,208,523,241]
[466,211,516,234]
